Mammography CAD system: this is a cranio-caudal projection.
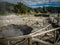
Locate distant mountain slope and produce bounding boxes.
[0,2,14,14]
[0,2,60,15]
[14,2,46,14]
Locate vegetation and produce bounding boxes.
[0,2,14,15]
[14,2,31,14]
[14,2,60,14]
[46,7,60,13]
[0,2,60,15]
[14,2,48,14]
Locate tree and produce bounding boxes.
[14,2,30,14]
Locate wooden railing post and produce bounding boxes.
[28,37,32,45]
[36,42,40,45]
[7,41,11,45]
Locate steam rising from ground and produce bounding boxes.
[0,24,33,37]
[0,15,47,38]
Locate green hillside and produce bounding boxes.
[0,2,60,15]
[14,2,48,14]
[14,2,60,14]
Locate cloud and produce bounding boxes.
[1,0,60,4]
[30,2,60,8]
[23,0,60,8]
[50,0,60,2]
[0,0,60,8]
[0,0,20,4]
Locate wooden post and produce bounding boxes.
[36,42,40,45]
[43,20,44,26]
[28,37,32,45]
[7,41,11,45]
[53,30,57,45]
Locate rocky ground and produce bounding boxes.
[0,14,55,45]
[0,14,49,37]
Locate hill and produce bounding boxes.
[0,2,60,15]
[0,2,14,14]
[14,2,60,14]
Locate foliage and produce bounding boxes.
[1,2,59,15]
[14,2,48,14]
[46,7,60,13]
[14,2,30,14]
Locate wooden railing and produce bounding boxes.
[1,24,60,45]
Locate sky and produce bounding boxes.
[0,0,60,8]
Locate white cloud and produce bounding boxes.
[23,0,60,6]
[1,0,60,7]
[1,0,60,4]
[30,5,43,8]
[51,0,60,2]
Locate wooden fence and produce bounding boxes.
[1,24,60,45]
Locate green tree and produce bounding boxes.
[14,2,30,14]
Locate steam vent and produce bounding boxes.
[0,24,33,37]
[0,15,47,37]
[0,13,60,45]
